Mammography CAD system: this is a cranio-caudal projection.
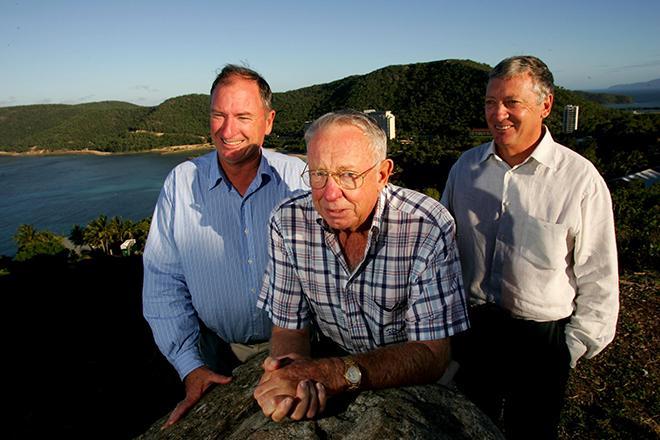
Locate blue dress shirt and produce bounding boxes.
[143,149,307,379]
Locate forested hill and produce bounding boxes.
[0,59,626,153]
[0,96,210,153]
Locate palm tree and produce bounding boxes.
[69,224,85,247]
[13,224,66,261]
[84,215,112,255]
[14,224,38,250]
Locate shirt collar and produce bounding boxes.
[206,150,273,191]
[479,125,557,169]
[479,141,498,164]
[527,126,557,169]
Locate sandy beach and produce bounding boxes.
[0,143,214,157]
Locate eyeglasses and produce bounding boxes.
[302,161,381,190]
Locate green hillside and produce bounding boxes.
[272,59,492,140]
[0,99,208,153]
[0,58,639,154]
[136,94,210,136]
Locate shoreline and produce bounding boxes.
[0,143,215,157]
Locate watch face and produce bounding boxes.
[347,366,361,383]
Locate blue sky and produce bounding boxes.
[1,0,659,107]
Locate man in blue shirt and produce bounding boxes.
[142,65,307,428]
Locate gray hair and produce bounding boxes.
[210,64,273,110]
[304,109,387,162]
[489,55,555,103]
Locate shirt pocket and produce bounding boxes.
[368,290,408,344]
[521,216,570,270]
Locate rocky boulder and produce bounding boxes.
[136,353,504,439]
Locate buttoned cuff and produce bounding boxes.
[174,349,206,380]
[565,332,587,369]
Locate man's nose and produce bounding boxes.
[494,102,509,120]
[322,175,343,201]
[219,117,236,138]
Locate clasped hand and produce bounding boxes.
[253,354,328,422]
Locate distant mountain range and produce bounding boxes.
[0,59,620,153]
[608,78,660,91]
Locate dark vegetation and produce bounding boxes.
[1,59,658,438]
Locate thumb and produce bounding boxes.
[208,372,233,385]
[162,397,195,429]
[263,356,282,372]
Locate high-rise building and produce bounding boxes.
[563,105,579,133]
[363,109,396,140]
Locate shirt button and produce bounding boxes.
[248,259,253,264]
[244,228,249,235]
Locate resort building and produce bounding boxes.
[563,105,579,133]
[363,109,396,140]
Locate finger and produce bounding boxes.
[161,398,194,429]
[316,382,327,415]
[290,381,311,421]
[256,394,275,417]
[256,391,290,417]
[254,377,298,400]
[305,381,319,419]
[271,396,295,422]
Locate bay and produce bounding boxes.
[0,150,211,256]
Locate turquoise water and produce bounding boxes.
[0,151,206,256]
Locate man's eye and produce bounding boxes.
[312,171,328,177]
[341,172,359,179]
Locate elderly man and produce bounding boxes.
[254,110,469,421]
[441,56,619,439]
[142,65,307,428]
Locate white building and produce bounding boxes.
[563,105,579,133]
[363,109,396,140]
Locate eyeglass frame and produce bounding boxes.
[301,160,383,190]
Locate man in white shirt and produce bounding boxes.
[441,55,618,440]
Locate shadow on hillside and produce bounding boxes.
[3,255,182,439]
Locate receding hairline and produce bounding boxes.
[210,64,273,111]
[491,56,554,101]
[304,110,388,162]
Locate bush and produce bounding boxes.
[611,181,660,271]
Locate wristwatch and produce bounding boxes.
[342,356,362,391]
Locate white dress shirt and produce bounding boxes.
[441,128,619,367]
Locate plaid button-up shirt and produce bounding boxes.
[257,184,469,353]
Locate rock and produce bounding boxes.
[135,353,504,439]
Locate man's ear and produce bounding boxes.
[378,159,394,187]
[264,109,276,135]
[541,94,554,119]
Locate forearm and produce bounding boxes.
[568,181,619,365]
[306,339,450,395]
[353,339,450,390]
[270,326,312,359]
[143,258,202,378]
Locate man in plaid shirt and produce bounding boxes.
[255,110,469,422]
